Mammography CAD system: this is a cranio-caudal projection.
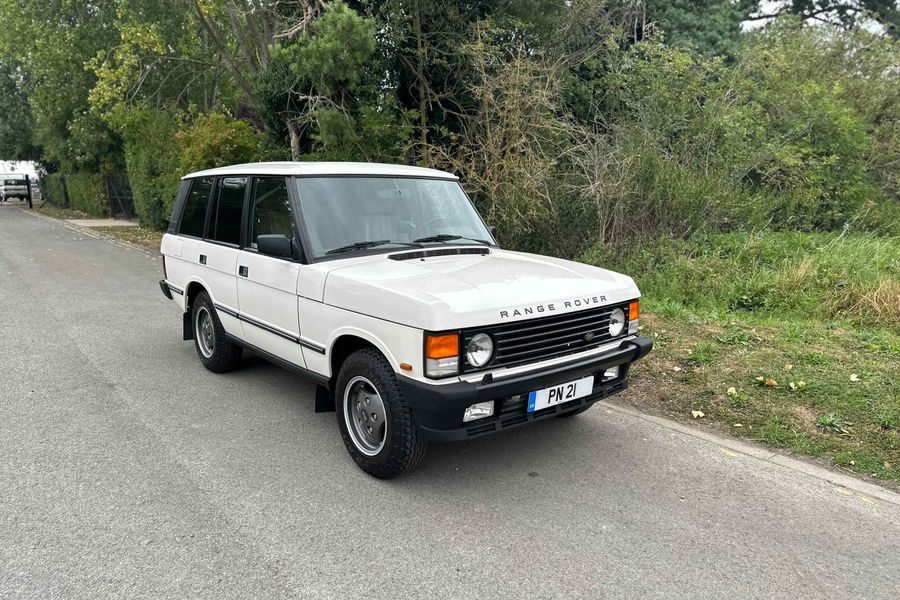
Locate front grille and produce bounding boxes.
[461,302,630,373]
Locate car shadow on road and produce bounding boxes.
[229,350,628,489]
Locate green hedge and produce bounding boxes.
[40,171,107,216]
[65,172,107,217]
[120,107,183,228]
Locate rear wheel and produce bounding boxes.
[335,348,426,478]
[191,290,242,373]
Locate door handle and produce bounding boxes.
[199,254,207,265]
[239,265,248,277]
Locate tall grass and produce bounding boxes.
[582,232,900,327]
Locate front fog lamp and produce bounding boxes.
[608,308,626,337]
[465,333,494,367]
[463,400,494,422]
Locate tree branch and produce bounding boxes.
[190,0,257,99]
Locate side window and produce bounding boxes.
[167,181,191,234]
[208,177,246,245]
[178,177,213,238]
[248,177,294,249]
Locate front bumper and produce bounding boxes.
[398,336,652,442]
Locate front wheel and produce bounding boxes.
[335,348,426,478]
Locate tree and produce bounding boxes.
[254,2,411,161]
[187,0,328,155]
[646,0,755,58]
[0,60,40,161]
[425,22,576,242]
[0,0,122,172]
[369,0,577,163]
[89,0,238,120]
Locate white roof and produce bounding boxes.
[183,161,457,180]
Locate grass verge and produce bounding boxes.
[90,226,164,253]
[584,232,900,487]
[34,202,91,220]
[35,202,163,253]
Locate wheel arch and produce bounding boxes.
[328,334,379,389]
[327,327,410,390]
[182,279,211,340]
[184,279,208,312]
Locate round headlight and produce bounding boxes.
[608,308,626,337]
[466,333,494,367]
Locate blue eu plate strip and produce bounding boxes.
[527,391,537,412]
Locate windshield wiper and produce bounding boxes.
[413,233,492,245]
[325,240,421,255]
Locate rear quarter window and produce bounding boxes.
[178,177,213,238]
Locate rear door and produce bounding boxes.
[200,176,246,338]
[235,176,305,366]
[164,177,212,302]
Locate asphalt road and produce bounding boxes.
[1,205,899,600]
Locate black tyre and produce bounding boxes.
[335,348,427,478]
[192,290,242,373]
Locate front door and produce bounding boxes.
[235,176,305,367]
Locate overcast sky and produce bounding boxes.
[743,1,782,31]
[743,0,888,33]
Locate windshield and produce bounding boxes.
[294,176,493,258]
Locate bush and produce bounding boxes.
[178,112,265,174]
[735,24,877,230]
[64,172,107,216]
[119,107,183,228]
[513,182,599,260]
[739,19,900,204]
[560,22,896,254]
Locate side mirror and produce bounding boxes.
[257,234,294,258]
[488,225,497,238]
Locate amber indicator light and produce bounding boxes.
[425,334,459,359]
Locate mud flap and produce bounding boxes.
[315,385,335,413]
[182,311,193,341]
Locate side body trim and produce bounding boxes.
[213,302,326,354]
[165,281,184,295]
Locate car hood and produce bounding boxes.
[313,247,640,331]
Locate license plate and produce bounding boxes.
[527,376,595,412]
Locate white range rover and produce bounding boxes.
[160,162,652,478]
